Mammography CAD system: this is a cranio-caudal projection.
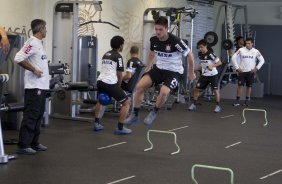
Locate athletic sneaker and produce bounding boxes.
[124,114,140,126]
[188,103,197,111]
[16,147,36,155]
[244,100,250,106]
[31,144,47,151]
[214,105,222,113]
[94,123,104,131]
[233,100,240,106]
[114,127,132,135]
[144,110,158,125]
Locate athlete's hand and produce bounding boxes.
[207,65,213,71]
[33,69,43,78]
[188,72,196,81]
[251,67,257,73]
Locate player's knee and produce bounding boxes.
[122,99,130,108]
[159,88,170,98]
[135,84,145,94]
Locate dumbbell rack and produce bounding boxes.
[0,74,16,164]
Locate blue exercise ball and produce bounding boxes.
[98,92,111,105]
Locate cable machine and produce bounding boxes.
[51,1,119,122]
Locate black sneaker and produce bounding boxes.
[31,144,47,151]
[244,100,250,106]
[16,147,37,155]
[233,100,240,106]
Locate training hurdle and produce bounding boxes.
[144,129,180,155]
[191,164,234,184]
[241,108,269,126]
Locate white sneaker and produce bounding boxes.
[114,127,132,135]
[188,103,197,111]
[214,105,221,113]
[144,111,158,125]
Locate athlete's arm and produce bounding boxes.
[252,51,265,73]
[0,26,10,54]
[117,71,123,86]
[231,50,242,73]
[145,51,155,72]
[187,51,196,80]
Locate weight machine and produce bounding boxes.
[51,1,119,122]
[0,74,16,164]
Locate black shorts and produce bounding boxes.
[237,72,254,87]
[97,80,128,103]
[144,65,181,90]
[196,75,219,90]
[121,81,128,91]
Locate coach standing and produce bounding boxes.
[14,19,49,155]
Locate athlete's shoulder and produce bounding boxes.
[102,50,112,58]
[168,33,180,41]
[150,35,158,42]
[24,37,36,47]
[208,51,217,60]
[131,57,143,66]
[251,47,259,52]
[103,50,121,59]
[112,50,122,57]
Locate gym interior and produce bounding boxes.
[0,0,282,184]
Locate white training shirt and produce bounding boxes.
[198,51,220,76]
[231,47,265,72]
[14,36,49,89]
[97,50,124,84]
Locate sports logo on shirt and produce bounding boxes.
[165,44,171,52]
[157,52,172,57]
[41,55,47,60]
[24,45,32,54]
[242,55,254,59]
[102,59,113,65]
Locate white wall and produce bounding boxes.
[0,0,58,63]
[1,0,187,70]
[2,0,282,68]
[213,1,282,56]
[235,2,282,25]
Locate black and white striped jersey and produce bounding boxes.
[150,33,190,74]
[125,57,142,74]
[97,50,124,84]
[198,51,220,76]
